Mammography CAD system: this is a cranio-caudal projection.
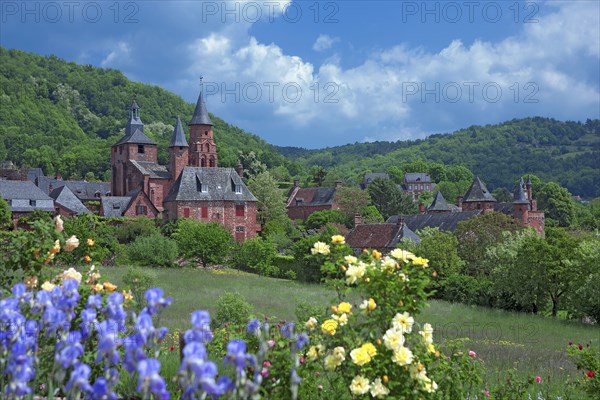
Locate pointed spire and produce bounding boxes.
[169,117,188,148]
[463,176,496,202]
[428,191,451,211]
[189,91,213,126]
[114,100,156,146]
[513,182,530,204]
[526,175,532,185]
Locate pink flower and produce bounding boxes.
[468,350,476,357]
[485,389,490,398]
[535,375,541,383]
[300,357,305,364]
[267,340,275,349]
[315,371,321,377]
[261,368,269,378]
[263,361,271,367]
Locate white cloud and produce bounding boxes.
[312,34,339,52]
[101,42,131,68]
[179,1,599,146]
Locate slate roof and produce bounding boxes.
[404,173,431,183]
[36,177,111,201]
[27,168,44,183]
[346,223,420,250]
[114,101,156,146]
[493,202,514,215]
[428,191,453,212]
[513,179,529,204]
[288,187,336,207]
[50,186,91,215]
[164,167,257,203]
[189,93,213,125]
[169,117,189,148]
[130,160,171,179]
[101,196,131,218]
[463,176,496,202]
[362,173,389,189]
[0,180,55,212]
[386,211,483,232]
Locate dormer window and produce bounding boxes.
[235,185,242,194]
[201,183,208,193]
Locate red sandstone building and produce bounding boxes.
[106,90,259,240]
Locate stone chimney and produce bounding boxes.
[335,180,343,189]
[236,161,244,178]
[56,172,62,180]
[457,196,463,210]
[396,215,405,226]
[293,179,300,188]
[418,203,426,214]
[354,212,362,226]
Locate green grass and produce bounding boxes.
[101,265,599,398]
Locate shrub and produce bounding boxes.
[306,209,351,230]
[231,237,279,276]
[118,233,178,267]
[56,213,117,265]
[173,220,233,267]
[214,291,252,327]
[114,217,159,244]
[122,267,158,311]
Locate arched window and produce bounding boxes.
[205,143,210,152]
[209,157,215,167]
[201,157,206,167]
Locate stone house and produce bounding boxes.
[286,180,342,220]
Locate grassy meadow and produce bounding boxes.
[101,266,600,398]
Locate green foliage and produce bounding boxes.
[439,273,492,306]
[231,237,279,276]
[214,291,252,326]
[538,181,576,227]
[173,219,233,267]
[114,217,159,244]
[306,209,350,230]
[334,186,372,219]
[122,267,158,311]
[367,177,417,219]
[56,214,117,265]
[360,205,384,224]
[455,212,524,277]
[246,171,288,225]
[310,166,327,186]
[295,300,327,324]
[435,180,472,204]
[118,233,178,268]
[567,343,600,398]
[492,187,513,203]
[0,195,11,229]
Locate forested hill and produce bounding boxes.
[277,117,600,197]
[0,47,293,181]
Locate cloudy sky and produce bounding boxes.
[2,1,599,148]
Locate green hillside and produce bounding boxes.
[0,47,294,180]
[277,118,600,197]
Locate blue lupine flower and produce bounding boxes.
[65,363,93,393]
[191,310,211,329]
[296,332,309,350]
[224,339,248,372]
[246,319,261,335]
[137,359,170,399]
[281,322,296,339]
[90,377,118,400]
[144,288,173,315]
[87,294,103,309]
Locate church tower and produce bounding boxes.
[188,86,217,168]
[111,101,157,196]
[168,116,189,184]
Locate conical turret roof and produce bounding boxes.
[169,117,188,147]
[463,176,496,202]
[189,92,213,126]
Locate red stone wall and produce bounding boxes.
[164,200,259,240]
[122,193,159,218]
[169,148,188,187]
[527,211,545,235]
[461,201,495,213]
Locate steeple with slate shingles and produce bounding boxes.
[114,100,156,146]
[188,83,218,168]
[428,191,452,212]
[168,116,189,184]
[169,117,188,148]
[513,178,530,205]
[461,176,496,212]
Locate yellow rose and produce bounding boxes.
[62,267,82,283]
[41,281,55,291]
[122,289,134,302]
[311,241,330,255]
[362,342,377,357]
[349,375,370,396]
[87,238,95,246]
[411,256,429,267]
[321,319,338,336]
[390,249,414,263]
[337,302,352,315]
[49,240,61,255]
[372,249,382,259]
[350,347,371,366]
[391,346,414,366]
[392,312,414,333]
[64,236,80,252]
[370,378,390,398]
[103,282,117,293]
[344,255,358,265]
[331,235,345,245]
[306,346,320,361]
[54,215,64,233]
[305,317,318,331]
[94,283,104,292]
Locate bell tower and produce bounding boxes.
[189,79,217,168]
